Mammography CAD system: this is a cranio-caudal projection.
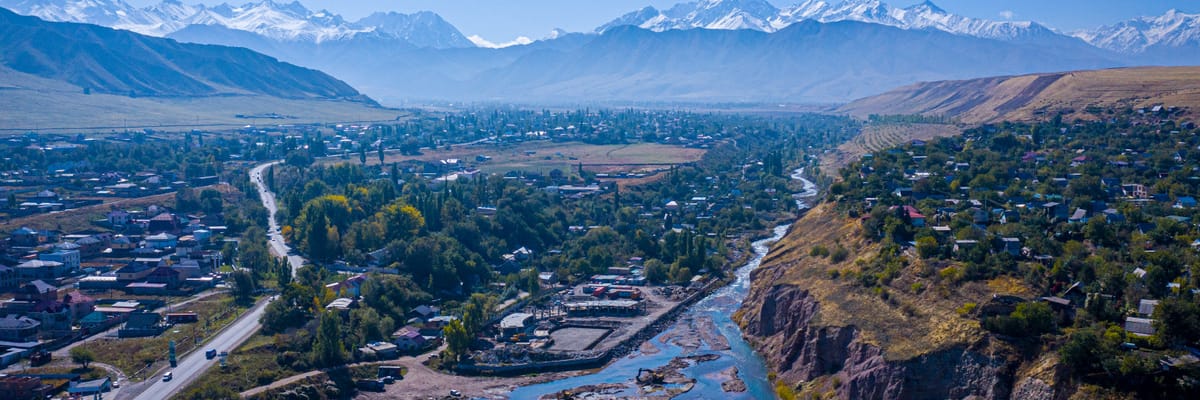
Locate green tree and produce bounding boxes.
[313,311,345,367]
[69,346,94,369]
[1154,298,1200,346]
[644,259,668,284]
[915,237,939,259]
[230,270,256,301]
[443,319,470,362]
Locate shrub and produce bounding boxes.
[956,302,977,316]
[830,245,849,263]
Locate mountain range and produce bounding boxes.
[1,0,1198,105]
[598,0,1200,54]
[0,6,368,101]
[0,0,474,48]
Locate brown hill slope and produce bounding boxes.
[838,66,1200,124]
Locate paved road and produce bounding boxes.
[126,160,302,400]
[129,300,268,400]
[250,161,305,275]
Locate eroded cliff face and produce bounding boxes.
[739,282,1018,399]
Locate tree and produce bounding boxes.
[230,270,256,301]
[644,259,668,284]
[462,293,490,336]
[70,346,94,369]
[443,319,470,362]
[313,311,345,366]
[915,237,939,259]
[1154,298,1200,346]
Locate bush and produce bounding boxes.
[956,302,977,316]
[830,245,849,263]
[984,302,1055,337]
[810,245,830,258]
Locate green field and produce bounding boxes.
[326,141,706,179]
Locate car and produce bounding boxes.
[112,379,121,388]
[162,372,173,382]
[206,349,217,359]
[381,376,395,384]
[450,389,462,397]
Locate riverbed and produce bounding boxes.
[508,170,816,400]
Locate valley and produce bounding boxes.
[0,1,1198,400]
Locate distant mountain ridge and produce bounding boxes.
[0,0,474,48]
[1072,9,1200,54]
[600,0,1200,57]
[598,0,1069,43]
[0,6,370,101]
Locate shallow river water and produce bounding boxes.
[509,170,816,399]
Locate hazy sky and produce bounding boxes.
[124,0,1197,43]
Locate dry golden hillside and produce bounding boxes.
[838,66,1200,124]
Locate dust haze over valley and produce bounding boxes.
[1,1,1199,400]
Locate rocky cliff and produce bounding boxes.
[735,204,1066,400]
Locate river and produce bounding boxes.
[509,169,816,399]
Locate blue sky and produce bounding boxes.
[127,0,1196,43]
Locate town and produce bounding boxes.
[0,109,856,399]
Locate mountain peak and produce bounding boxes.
[905,1,945,14]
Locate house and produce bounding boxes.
[424,314,456,329]
[147,213,178,233]
[1176,196,1198,209]
[67,377,112,396]
[410,305,439,321]
[325,274,366,297]
[75,236,104,257]
[1068,208,1088,224]
[14,280,58,304]
[0,315,41,342]
[1124,316,1156,337]
[358,342,399,359]
[39,249,80,273]
[953,240,979,253]
[145,232,178,249]
[117,258,160,282]
[107,210,131,227]
[1000,238,1022,257]
[999,210,1020,224]
[902,206,925,227]
[146,267,183,289]
[391,326,428,351]
[119,312,164,338]
[1138,299,1160,316]
[325,298,356,312]
[14,260,65,280]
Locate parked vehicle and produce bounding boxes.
[355,379,385,392]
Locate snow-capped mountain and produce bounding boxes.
[0,0,472,46]
[598,0,779,33]
[600,0,1060,42]
[1073,9,1200,54]
[354,11,473,49]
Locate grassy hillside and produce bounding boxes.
[0,67,401,133]
[0,7,369,101]
[838,66,1200,124]
[751,203,1030,362]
